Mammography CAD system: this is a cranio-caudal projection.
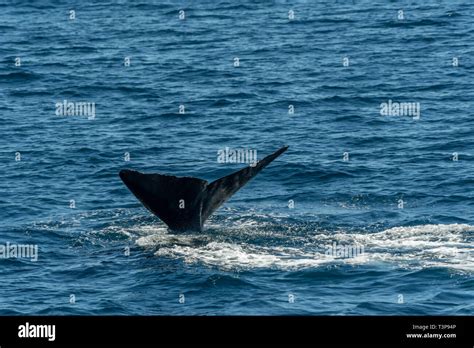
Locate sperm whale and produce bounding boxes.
[119,146,288,232]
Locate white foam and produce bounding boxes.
[154,242,329,270]
[130,223,473,272]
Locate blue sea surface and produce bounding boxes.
[0,0,473,315]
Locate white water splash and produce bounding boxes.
[132,223,473,272]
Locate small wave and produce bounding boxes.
[445,11,462,18]
[384,19,449,28]
[0,71,40,82]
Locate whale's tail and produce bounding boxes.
[119,146,288,232]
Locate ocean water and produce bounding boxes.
[0,0,473,315]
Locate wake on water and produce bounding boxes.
[129,220,473,273]
[32,209,473,273]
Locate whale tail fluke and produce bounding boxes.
[201,145,288,222]
[119,145,288,232]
